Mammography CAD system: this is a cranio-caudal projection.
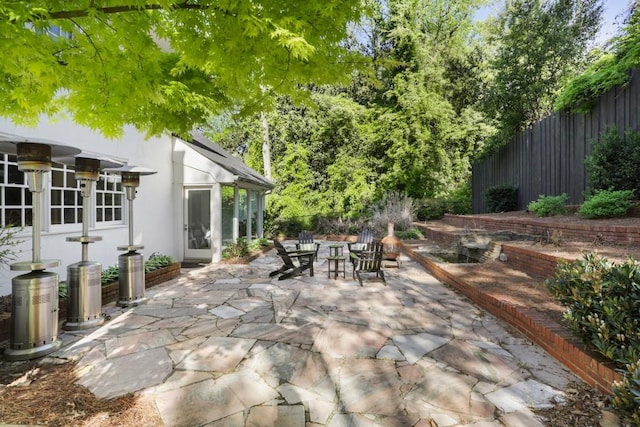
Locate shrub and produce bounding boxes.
[145,254,175,272]
[222,237,250,259]
[416,199,447,221]
[586,127,640,196]
[101,265,120,285]
[446,182,472,215]
[612,360,640,425]
[546,253,640,423]
[248,238,270,251]
[370,191,415,232]
[579,189,635,218]
[484,184,518,213]
[527,193,568,217]
[316,216,369,235]
[546,253,640,365]
[59,281,68,299]
[394,228,424,240]
[0,225,23,265]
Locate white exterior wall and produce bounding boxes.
[0,119,177,295]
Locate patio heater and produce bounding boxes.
[103,165,157,307]
[55,155,123,331]
[0,134,80,361]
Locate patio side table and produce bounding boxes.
[327,244,346,279]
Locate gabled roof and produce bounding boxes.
[181,130,273,190]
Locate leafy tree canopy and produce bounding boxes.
[0,1,366,137]
[484,0,602,148]
[555,2,640,112]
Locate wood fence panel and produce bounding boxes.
[472,69,640,213]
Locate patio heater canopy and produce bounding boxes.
[54,154,125,180]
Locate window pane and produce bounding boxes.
[8,164,23,185]
[64,190,76,206]
[64,208,75,224]
[6,209,21,226]
[25,208,32,226]
[5,187,21,205]
[51,189,62,206]
[96,172,124,223]
[66,171,74,186]
[25,190,32,205]
[51,208,62,225]
[52,170,64,187]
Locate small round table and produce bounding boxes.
[327,244,346,279]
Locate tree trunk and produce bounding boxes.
[261,112,272,180]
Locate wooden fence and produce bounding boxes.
[472,69,640,213]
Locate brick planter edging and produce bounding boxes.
[100,262,182,306]
[401,242,622,395]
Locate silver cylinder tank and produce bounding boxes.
[118,251,145,307]
[63,261,104,330]
[5,271,61,361]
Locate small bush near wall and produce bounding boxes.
[546,253,640,423]
[483,184,518,213]
[586,127,640,196]
[223,238,250,259]
[527,193,568,217]
[579,189,635,218]
[416,199,447,220]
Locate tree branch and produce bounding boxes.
[35,2,214,21]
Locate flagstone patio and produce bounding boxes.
[48,240,579,426]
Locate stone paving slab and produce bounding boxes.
[50,240,583,426]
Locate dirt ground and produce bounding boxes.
[0,212,638,425]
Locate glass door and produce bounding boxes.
[184,188,212,259]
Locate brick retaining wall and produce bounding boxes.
[501,244,567,278]
[402,243,622,394]
[442,214,640,246]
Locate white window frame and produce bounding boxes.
[95,172,125,227]
[49,162,82,230]
[0,157,126,231]
[0,154,32,228]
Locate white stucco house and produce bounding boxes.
[0,119,273,296]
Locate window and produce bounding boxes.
[95,172,123,224]
[0,155,32,227]
[50,162,81,225]
[0,156,125,228]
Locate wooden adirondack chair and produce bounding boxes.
[269,240,315,280]
[296,230,320,261]
[351,240,386,286]
[348,227,375,267]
